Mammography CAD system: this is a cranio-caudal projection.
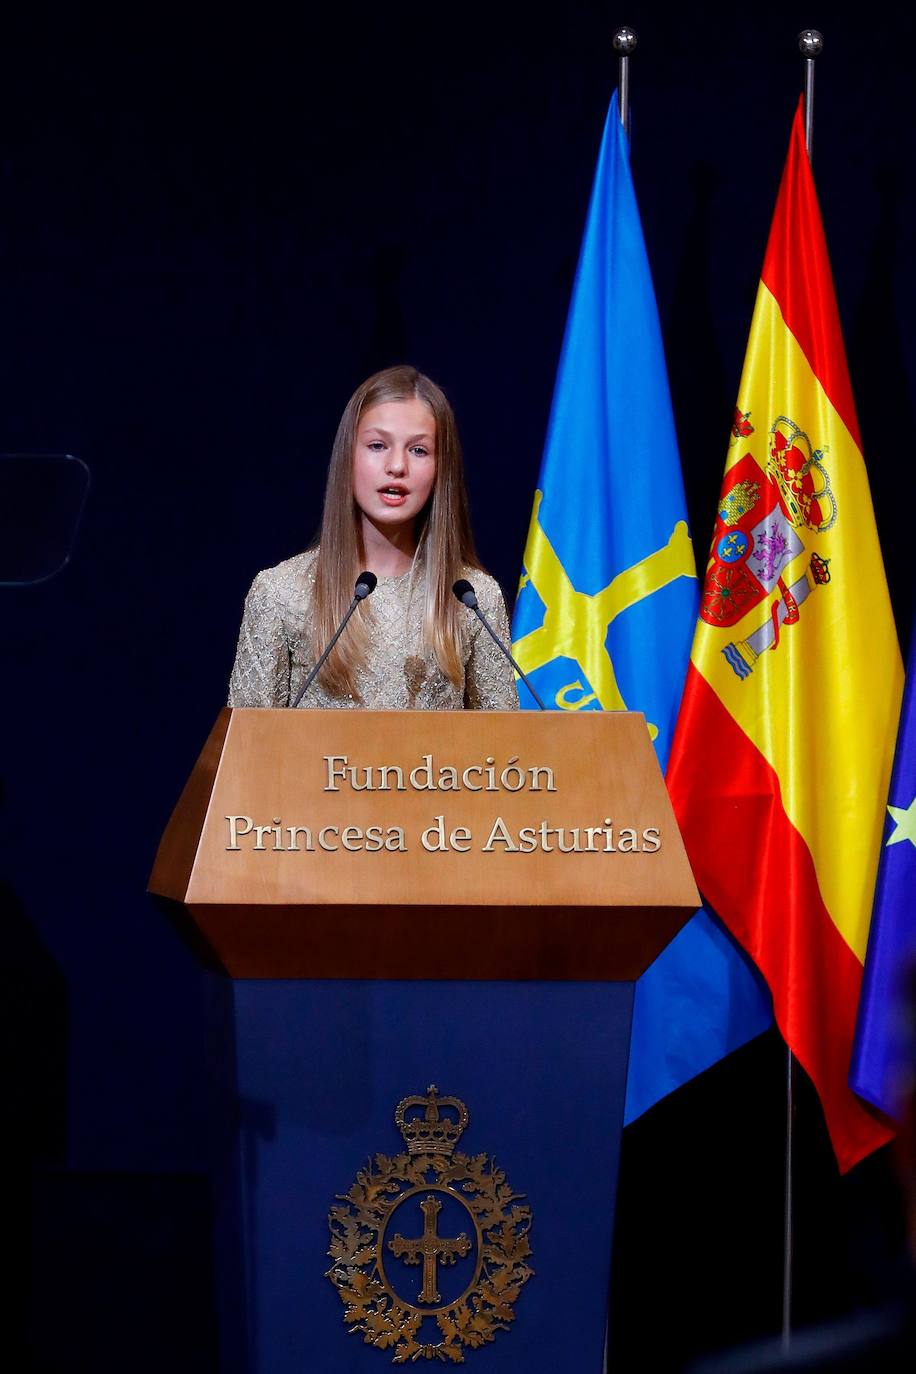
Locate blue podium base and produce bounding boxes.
[207,978,634,1374]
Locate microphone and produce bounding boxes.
[354,570,377,601]
[452,579,547,710]
[291,570,378,707]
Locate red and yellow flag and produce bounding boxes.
[667,101,903,1172]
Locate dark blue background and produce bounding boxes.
[4,2,913,1369]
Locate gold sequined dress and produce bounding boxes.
[228,549,519,710]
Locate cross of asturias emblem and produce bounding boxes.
[514,490,696,728]
[388,1194,471,1304]
[326,1086,533,1362]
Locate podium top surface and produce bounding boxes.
[149,708,699,978]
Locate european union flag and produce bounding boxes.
[852,627,916,1119]
[511,91,771,1122]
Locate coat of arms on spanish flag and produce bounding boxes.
[667,99,903,1173]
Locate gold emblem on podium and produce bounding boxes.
[326,1086,533,1362]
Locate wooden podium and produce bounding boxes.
[150,708,697,1374]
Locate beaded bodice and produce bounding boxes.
[228,549,519,711]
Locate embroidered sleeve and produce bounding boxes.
[464,577,520,711]
[228,572,291,708]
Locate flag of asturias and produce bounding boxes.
[511,90,771,1123]
[667,99,904,1172]
[852,625,916,1120]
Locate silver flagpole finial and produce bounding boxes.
[613,25,637,54]
[797,30,824,162]
[797,29,824,58]
[613,26,638,139]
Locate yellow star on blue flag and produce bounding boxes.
[853,629,916,1119]
[885,795,916,847]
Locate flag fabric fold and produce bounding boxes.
[852,626,916,1120]
[667,98,903,1172]
[511,90,771,1124]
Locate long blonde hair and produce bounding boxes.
[311,365,481,698]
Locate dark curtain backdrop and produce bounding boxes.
[4,2,914,1369]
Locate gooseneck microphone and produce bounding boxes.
[452,579,547,710]
[291,571,378,707]
[353,570,378,600]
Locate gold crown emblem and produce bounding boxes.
[394,1085,469,1156]
[768,416,837,533]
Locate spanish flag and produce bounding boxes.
[667,100,903,1173]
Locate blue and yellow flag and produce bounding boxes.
[511,91,771,1121]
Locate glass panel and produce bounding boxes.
[0,454,91,586]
